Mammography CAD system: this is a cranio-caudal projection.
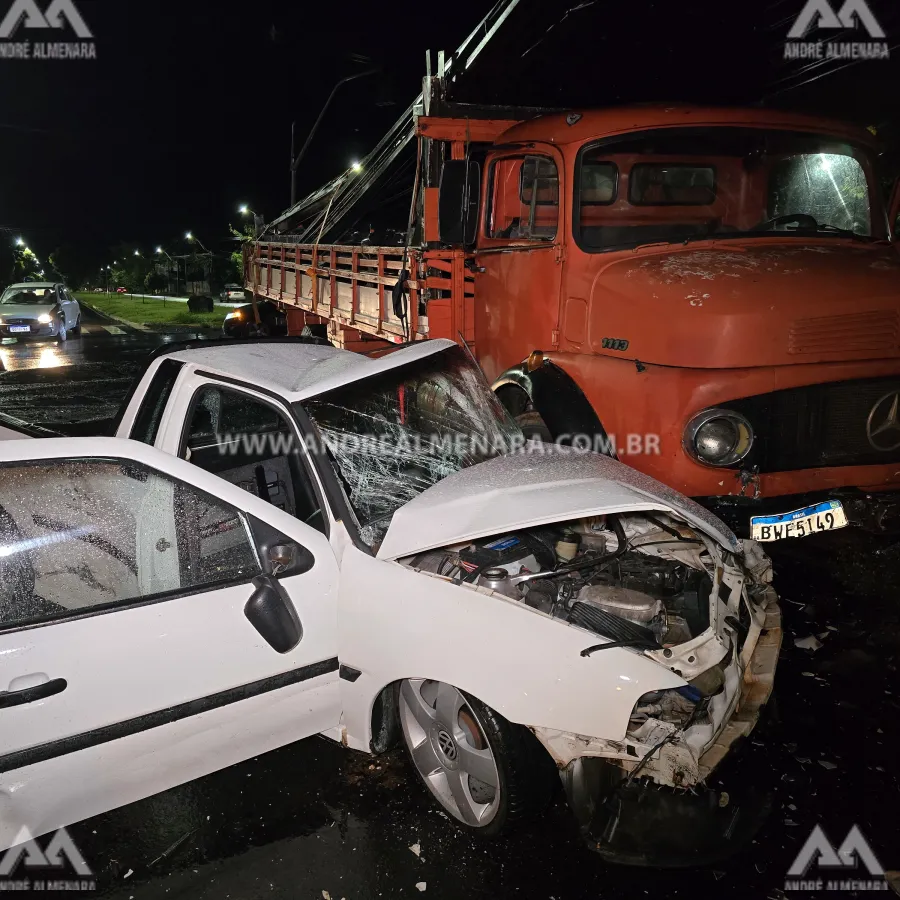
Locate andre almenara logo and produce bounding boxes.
[0,0,96,60]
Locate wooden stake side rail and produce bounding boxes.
[245,242,476,352]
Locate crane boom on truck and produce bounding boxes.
[246,7,900,539]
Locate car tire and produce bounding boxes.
[56,321,67,343]
[70,315,81,336]
[398,679,557,837]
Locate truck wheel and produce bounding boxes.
[515,411,553,444]
[399,678,557,837]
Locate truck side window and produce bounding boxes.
[182,386,327,534]
[487,155,559,241]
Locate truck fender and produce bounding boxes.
[492,361,615,457]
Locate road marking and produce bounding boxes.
[102,325,126,335]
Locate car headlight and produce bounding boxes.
[38,313,52,324]
[225,310,242,320]
[683,408,754,467]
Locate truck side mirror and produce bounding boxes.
[438,159,481,246]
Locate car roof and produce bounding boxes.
[5,282,60,289]
[165,338,458,401]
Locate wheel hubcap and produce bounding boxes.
[399,679,501,827]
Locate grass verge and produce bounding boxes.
[74,292,227,327]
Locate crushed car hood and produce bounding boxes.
[377,446,739,560]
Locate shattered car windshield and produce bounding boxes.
[575,126,881,251]
[301,346,521,547]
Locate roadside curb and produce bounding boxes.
[81,303,152,333]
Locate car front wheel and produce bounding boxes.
[56,320,67,343]
[398,679,556,836]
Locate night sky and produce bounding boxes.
[1,0,899,275]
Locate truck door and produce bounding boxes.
[474,148,566,382]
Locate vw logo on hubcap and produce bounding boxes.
[866,391,900,452]
[437,730,457,760]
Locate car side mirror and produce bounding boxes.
[244,575,302,653]
[438,159,481,246]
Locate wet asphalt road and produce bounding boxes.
[65,534,900,900]
[0,304,217,432]
[1,319,898,898]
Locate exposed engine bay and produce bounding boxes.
[400,510,780,794]
[402,512,713,659]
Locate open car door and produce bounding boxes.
[0,437,340,850]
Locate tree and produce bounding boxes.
[48,246,93,288]
[144,270,167,294]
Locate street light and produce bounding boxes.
[14,237,23,247]
[185,231,210,253]
[350,161,362,173]
[239,204,254,216]
[156,245,180,295]
[133,249,141,257]
[289,66,378,205]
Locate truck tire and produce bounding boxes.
[515,411,553,444]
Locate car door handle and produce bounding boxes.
[0,678,67,709]
[244,575,302,653]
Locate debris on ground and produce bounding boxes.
[818,760,838,770]
[795,635,824,651]
[409,843,421,857]
[415,882,427,892]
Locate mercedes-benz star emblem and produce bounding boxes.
[866,391,900,452]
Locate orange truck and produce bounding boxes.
[247,103,900,538]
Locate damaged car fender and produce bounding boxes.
[335,543,686,757]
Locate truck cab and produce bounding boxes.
[474,106,900,533]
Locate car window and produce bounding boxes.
[487,154,559,241]
[182,385,326,533]
[130,359,184,445]
[0,459,260,631]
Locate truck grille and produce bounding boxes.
[789,311,900,355]
[725,376,900,472]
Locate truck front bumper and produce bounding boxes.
[700,485,900,537]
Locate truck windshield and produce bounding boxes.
[300,346,521,548]
[574,127,881,252]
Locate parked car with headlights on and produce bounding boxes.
[222,300,288,338]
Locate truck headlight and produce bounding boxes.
[38,313,52,324]
[683,408,754,467]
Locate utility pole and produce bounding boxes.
[289,67,378,206]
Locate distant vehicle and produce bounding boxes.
[116,287,128,294]
[0,282,81,342]
[93,287,105,293]
[223,284,246,303]
[222,300,287,338]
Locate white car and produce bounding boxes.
[223,284,247,303]
[0,339,780,865]
[0,282,81,342]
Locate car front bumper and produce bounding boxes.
[0,323,58,339]
[551,591,782,866]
